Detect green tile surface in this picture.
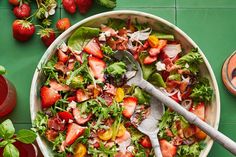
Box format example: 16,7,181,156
0,0,236,156
176,0,236,8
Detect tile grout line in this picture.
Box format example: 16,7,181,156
175,0,177,25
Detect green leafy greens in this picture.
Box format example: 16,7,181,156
96,0,116,8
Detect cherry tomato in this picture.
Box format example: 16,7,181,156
74,143,87,157
115,88,125,102
148,35,159,48
116,124,126,137
98,128,113,141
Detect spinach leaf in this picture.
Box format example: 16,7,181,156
139,52,155,80
68,27,100,52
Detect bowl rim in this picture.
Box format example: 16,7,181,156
30,10,221,157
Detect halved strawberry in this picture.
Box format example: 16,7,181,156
122,97,138,118
140,136,152,148
66,123,85,145
143,55,157,65
190,102,205,120
160,139,177,157
88,56,106,82
76,89,89,102
40,86,61,108
57,49,69,63
58,111,73,122
84,39,103,58
73,108,92,125
115,152,134,157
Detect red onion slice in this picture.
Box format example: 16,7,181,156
181,99,192,110
163,44,182,58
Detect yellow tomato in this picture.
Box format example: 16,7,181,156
98,128,113,141
148,35,159,48
115,88,125,102
116,124,126,137
74,143,87,157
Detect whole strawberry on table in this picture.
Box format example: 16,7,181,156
33,18,213,157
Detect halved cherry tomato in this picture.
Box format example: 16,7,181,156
195,127,207,140
115,88,125,102
74,143,87,157
148,35,159,48
98,128,113,141
116,124,126,137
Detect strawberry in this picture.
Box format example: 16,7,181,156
13,3,31,19
84,39,103,58
56,18,71,32
160,139,177,157
122,97,137,118
40,86,61,108
143,55,157,64
8,0,20,6
62,0,77,14
38,28,56,47
66,123,85,145
148,48,160,57
140,136,152,148
49,80,70,91
88,56,106,81
115,152,134,157
57,49,69,63
58,111,73,122
76,89,89,102
67,96,76,102
73,108,92,124
190,102,205,120
12,20,35,42
75,0,93,14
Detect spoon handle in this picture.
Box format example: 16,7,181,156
139,79,236,155
149,134,163,157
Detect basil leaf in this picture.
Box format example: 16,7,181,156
0,119,15,139
3,143,19,157
16,129,37,144
68,27,100,52
0,141,8,147
0,65,6,75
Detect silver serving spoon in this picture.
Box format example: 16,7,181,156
131,98,164,157
114,50,236,155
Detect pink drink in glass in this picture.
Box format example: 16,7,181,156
0,75,17,117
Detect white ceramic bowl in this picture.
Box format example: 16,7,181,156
30,10,220,157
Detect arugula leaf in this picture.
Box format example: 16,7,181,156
68,27,100,52
52,133,65,151
42,56,59,84
3,143,19,157
105,61,126,77
96,0,116,8
88,142,117,157
190,77,213,102
16,129,37,144
139,52,155,80
32,112,48,135
175,49,203,75
101,45,114,56
177,142,205,157
106,18,126,30
0,119,15,140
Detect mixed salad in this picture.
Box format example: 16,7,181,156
33,18,213,157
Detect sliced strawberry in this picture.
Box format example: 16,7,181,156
115,152,134,157
148,48,160,57
122,97,138,118
84,39,103,58
57,49,69,63
49,80,70,91
143,55,157,65
140,136,152,148
73,108,92,125
88,56,106,81
54,61,68,74
66,123,85,145
58,111,73,122
76,89,89,102
40,86,61,108
160,139,177,157
190,102,205,120
67,96,76,102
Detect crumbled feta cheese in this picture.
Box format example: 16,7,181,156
58,42,68,52
104,31,111,37
98,33,106,42
185,63,189,68
67,101,77,111
155,61,166,71
127,146,135,152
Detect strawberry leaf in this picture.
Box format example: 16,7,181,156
68,27,100,52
